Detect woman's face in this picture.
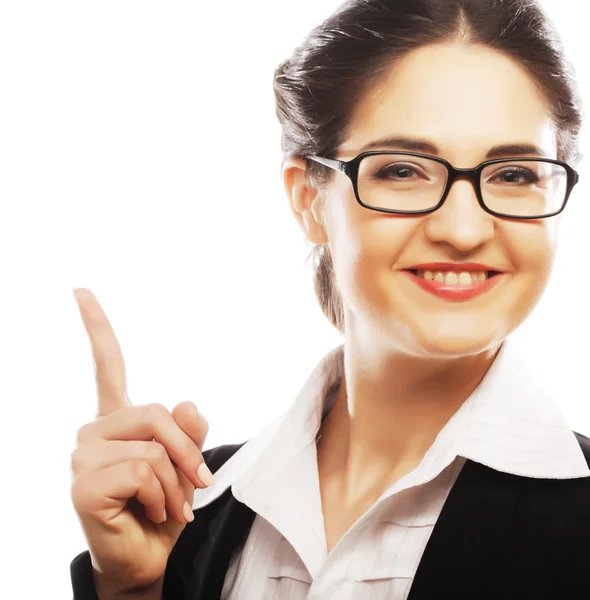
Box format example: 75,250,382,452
288,43,563,357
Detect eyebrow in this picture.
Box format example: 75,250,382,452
357,135,550,159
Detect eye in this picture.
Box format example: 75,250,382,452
488,166,539,185
373,162,425,180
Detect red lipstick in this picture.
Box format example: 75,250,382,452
406,262,502,273
401,266,504,302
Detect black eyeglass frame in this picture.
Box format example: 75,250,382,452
304,151,580,220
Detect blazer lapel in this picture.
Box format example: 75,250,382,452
197,491,257,600
407,458,525,599
173,450,526,599
169,486,257,600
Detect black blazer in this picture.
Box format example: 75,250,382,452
71,431,590,599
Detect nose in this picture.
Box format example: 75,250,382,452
423,177,495,253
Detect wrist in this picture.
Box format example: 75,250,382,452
93,570,164,600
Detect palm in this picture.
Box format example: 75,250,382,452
96,495,190,589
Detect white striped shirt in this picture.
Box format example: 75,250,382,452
192,340,590,599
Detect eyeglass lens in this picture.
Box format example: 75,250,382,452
356,154,568,217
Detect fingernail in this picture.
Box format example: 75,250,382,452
72,288,90,302
183,501,194,523
162,508,167,522
198,462,215,487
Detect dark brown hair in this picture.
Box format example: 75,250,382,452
273,0,582,334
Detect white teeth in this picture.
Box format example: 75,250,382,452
458,272,472,285
416,270,488,285
445,272,459,285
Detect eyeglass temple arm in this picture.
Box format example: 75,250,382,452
305,154,347,173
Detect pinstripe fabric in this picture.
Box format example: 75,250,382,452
190,340,590,600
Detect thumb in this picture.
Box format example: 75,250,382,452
171,401,209,452
160,402,207,540
171,401,209,507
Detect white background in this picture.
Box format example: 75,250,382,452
0,0,588,596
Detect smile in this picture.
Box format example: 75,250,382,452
413,269,493,285
402,269,503,301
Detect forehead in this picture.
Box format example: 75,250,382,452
340,43,557,163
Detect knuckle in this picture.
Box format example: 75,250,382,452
189,401,199,417
180,400,199,417
145,441,167,463
131,459,153,483
70,448,85,474
75,422,93,445
145,402,169,423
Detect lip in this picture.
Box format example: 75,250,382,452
405,262,503,273
401,270,503,302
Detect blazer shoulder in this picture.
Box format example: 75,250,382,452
573,430,590,468
202,441,248,473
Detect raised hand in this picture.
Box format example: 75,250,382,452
70,288,215,596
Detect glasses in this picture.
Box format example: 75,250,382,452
304,151,580,219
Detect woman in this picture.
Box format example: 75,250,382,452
70,0,590,598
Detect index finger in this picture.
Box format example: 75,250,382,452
73,288,130,417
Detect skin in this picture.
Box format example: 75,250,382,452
71,288,214,596
282,42,564,535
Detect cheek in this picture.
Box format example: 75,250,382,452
331,209,420,309
494,222,556,324
503,221,556,277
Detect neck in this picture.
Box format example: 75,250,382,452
317,338,501,499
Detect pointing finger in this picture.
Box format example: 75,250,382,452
73,288,130,417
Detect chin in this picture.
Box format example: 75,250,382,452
405,319,508,359
415,336,499,359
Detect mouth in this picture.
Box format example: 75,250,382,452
404,269,502,286
401,268,504,301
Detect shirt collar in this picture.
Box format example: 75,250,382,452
193,338,590,510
